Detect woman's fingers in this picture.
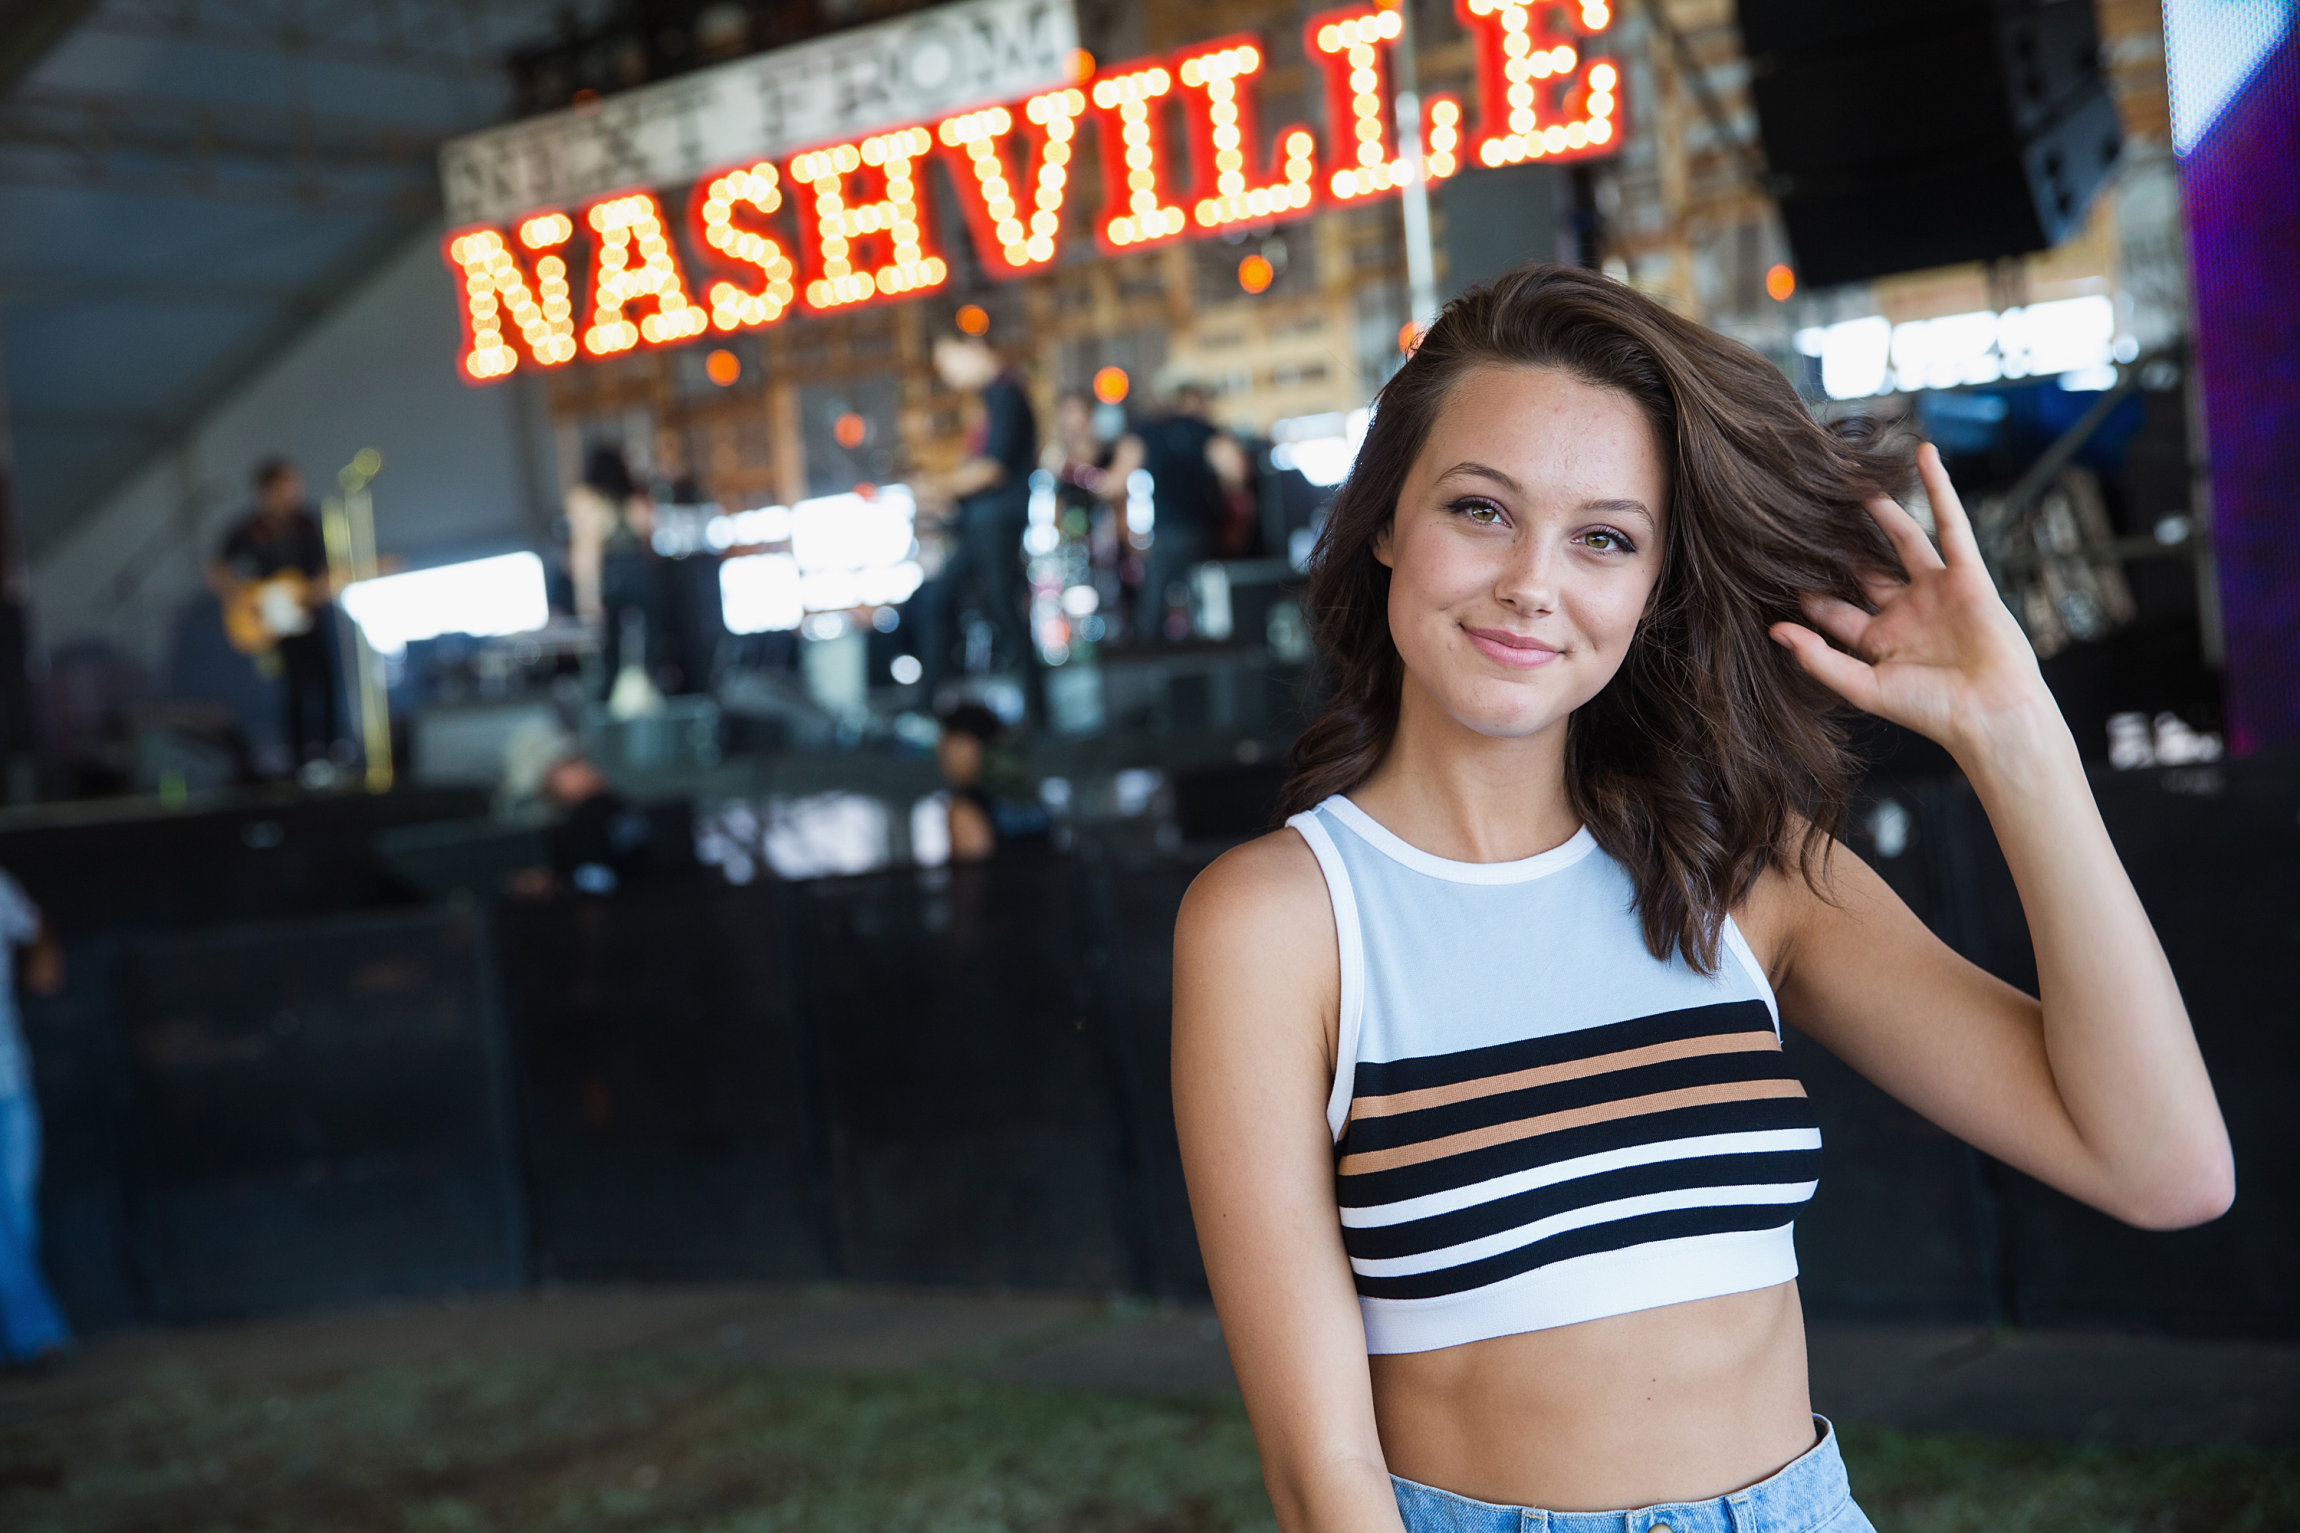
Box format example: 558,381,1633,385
1801,593,1872,652
1771,621,1881,713
1857,571,1908,611
1865,491,1946,574
1917,442,1984,567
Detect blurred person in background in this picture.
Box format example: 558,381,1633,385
0,868,67,1370
914,328,1043,720
936,702,1005,863
565,444,661,703
501,721,655,897
1048,392,1132,640
931,702,1050,861
1106,384,1233,642
207,457,341,777
1173,266,2232,1532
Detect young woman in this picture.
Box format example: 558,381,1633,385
1172,265,2231,1533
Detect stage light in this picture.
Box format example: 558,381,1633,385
340,553,551,655
834,411,868,448
1093,365,1130,403
695,161,797,332
1765,263,1796,301
1238,252,1275,292
705,348,741,385
956,303,989,334
720,552,805,633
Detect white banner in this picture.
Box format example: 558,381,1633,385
440,0,1080,227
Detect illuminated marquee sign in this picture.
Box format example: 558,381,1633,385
442,0,1623,383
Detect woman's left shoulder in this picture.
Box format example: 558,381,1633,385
1730,830,1893,982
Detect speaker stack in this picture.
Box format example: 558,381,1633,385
1739,0,2124,287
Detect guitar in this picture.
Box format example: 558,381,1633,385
221,572,320,656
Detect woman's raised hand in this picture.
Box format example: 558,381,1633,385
1770,442,2060,761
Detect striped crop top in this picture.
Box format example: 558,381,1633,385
1287,795,1822,1355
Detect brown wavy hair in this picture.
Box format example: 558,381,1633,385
1278,263,1914,973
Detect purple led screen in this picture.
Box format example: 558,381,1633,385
2178,10,2300,752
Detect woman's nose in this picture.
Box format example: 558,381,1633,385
1494,534,1558,614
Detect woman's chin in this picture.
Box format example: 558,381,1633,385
1434,681,1576,742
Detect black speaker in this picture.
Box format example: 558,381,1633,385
1740,0,2123,287
1442,162,1569,297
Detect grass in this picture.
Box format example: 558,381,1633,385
0,1350,2293,1533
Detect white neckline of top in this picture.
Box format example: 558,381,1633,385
1319,795,1599,884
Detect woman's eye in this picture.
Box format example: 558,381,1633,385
1579,528,1636,553
1457,500,1504,525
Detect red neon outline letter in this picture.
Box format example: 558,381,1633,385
1305,7,1462,202
936,88,1088,278
693,162,798,331
790,126,949,313
1174,35,1320,230
1089,60,1187,251
1456,0,1623,167
445,213,577,383
582,192,708,355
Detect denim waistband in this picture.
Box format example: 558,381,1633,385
1389,1416,1858,1533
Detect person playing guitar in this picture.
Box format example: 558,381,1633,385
206,456,342,773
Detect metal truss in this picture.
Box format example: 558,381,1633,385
0,83,444,206
73,0,571,80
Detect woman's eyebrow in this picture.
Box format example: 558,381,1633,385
1434,460,1523,493
1584,498,1656,525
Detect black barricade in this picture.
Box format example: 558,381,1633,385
21,934,140,1332
792,850,1133,1289
1075,846,1218,1297
1977,759,2300,1334
495,882,829,1283
20,754,2300,1336
113,906,524,1320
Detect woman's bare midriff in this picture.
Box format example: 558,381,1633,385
1367,1280,1818,1513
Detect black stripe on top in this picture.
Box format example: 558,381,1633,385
1340,1049,1799,1157
1352,1202,1800,1301
1336,1095,1821,1209
1340,1148,1822,1262
1350,999,1777,1100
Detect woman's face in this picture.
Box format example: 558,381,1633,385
1376,365,1667,742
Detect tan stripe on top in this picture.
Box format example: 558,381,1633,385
1337,1077,1809,1178
1349,1030,1780,1123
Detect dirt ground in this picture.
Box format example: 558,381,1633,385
0,1285,2293,1532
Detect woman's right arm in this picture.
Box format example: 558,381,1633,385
1173,832,1405,1533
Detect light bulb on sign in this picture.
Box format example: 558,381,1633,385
791,126,949,313
1302,7,1455,201
693,161,798,333
1173,36,1321,230
1457,0,1623,168
934,89,1086,275
582,192,708,356
444,218,578,380
1088,64,1187,250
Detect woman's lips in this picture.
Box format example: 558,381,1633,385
1463,625,1562,669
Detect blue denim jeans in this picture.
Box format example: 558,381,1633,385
0,1091,69,1360
1392,1417,1875,1533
